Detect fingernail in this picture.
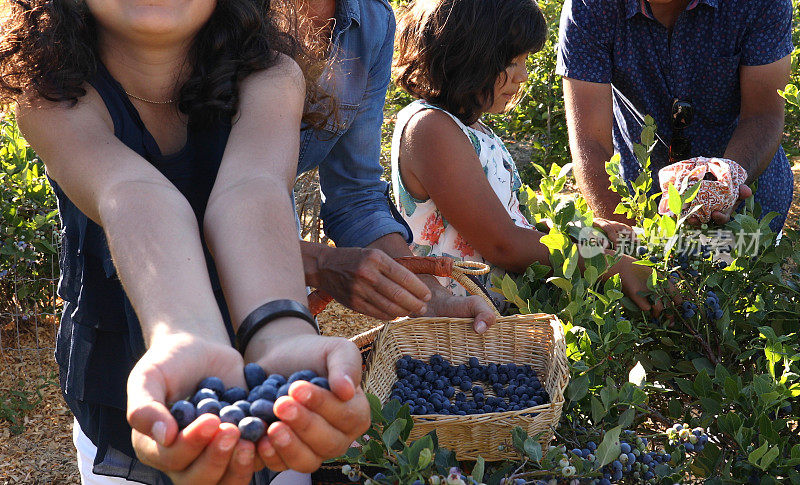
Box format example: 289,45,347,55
293,386,312,404
344,374,355,390
262,441,276,457
280,403,298,421
423,293,432,302
475,321,487,334
273,428,291,447
220,434,237,451
237,447,254,464
151,421,166,446
419,304,428,314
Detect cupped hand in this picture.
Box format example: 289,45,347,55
246,334,371,474
127,334,257,485
314,246,431,320
687,184,752,227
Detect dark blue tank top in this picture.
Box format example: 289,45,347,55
53,63,275,484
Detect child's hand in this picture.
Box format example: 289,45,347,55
127,334,257,485
246,334,371,474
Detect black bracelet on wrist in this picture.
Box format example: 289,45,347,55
236,299,319,354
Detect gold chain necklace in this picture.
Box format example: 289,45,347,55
124,91,178,105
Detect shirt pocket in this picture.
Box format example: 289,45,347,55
692,53,741,123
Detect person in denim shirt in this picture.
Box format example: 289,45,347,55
557,0,794,233
297,0,496,331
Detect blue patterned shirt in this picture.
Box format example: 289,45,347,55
556,0,794,231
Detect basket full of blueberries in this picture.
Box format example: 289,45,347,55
363,314,570,461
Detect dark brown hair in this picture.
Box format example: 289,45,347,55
0,0,332,128
394,0,547,125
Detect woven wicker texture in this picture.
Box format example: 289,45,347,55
362,314,569,461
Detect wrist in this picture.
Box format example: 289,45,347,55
301,241,327,288
144,320,230,350
242,316,319,363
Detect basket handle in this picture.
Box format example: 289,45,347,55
308,256,499,316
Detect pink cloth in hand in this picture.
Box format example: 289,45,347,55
657,157,747,223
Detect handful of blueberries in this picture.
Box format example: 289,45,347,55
169,363,330,442
391,355,549,415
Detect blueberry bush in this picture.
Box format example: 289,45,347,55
0,113,59,325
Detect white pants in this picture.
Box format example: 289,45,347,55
73,419,310,485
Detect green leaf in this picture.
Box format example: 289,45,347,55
618,408,635,429
407,435,433,468
540,232,569,251
567,374,590,402
748,441,769,468
472,456,485,482
511,426,528,453
595,426,622,468
668,184,682,216
546,276,572,293
367,394,385,425
418,448,433,469
382,418,407,447
524,438,543,463
760,445,779,470
591,396,607,423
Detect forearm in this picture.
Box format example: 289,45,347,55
724,114,784,184
99,182,230,347
204,176,308,328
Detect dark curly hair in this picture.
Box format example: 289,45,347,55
0,0,332,128
394,0,547,125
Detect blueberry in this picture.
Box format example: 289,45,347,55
170,400,196,429
197,398,222,416
244,363,268,390
276,383,291,399
198,377,225,396
222,386,248,403
620,442,631,454
587,441,597,451
310,376,330,391
637,246,647,257
250,398,277,423
219,405,246,424
288,370,316,384
460,380,472,392
684,443,695,452
612,460,622,470
192,388,218,405
233,400,251,415
267,373,287,387
238,416,266,442
468,357,480,368
571,448,582,457
627,452,636,464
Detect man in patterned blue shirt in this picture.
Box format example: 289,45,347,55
557,0,794,232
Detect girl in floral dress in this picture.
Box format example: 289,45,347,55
391,0,657,313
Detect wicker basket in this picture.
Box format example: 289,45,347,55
362,314,569,461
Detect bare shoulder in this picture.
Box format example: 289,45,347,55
239,53,305,103
403,107,468,147
15,85,113,139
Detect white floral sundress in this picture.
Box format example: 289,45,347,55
390,100,532,304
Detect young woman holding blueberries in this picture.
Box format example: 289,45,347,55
0,1,369,484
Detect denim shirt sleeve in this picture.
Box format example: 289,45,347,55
318,6,411,248
741,0,794,66
555,0,616,83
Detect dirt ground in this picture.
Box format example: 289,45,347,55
1,160,799,484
